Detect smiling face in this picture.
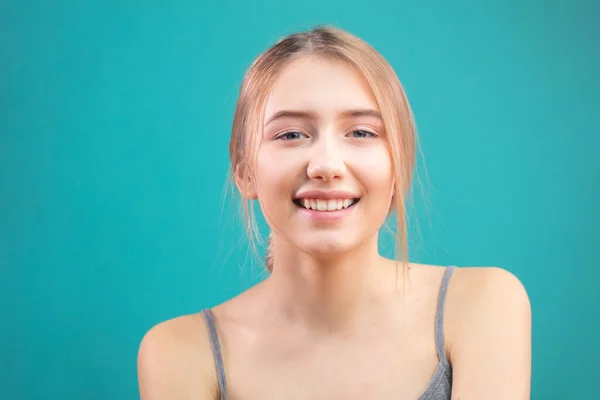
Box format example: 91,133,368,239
252,55,394,258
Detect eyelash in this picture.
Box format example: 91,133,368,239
275,130,378,140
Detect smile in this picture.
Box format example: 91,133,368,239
293,198,360,211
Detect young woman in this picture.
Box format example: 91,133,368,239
138,26,531,399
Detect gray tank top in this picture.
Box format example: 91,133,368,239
202,265,456,400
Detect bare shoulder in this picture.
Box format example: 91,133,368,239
446,266,531,327
448,266,530,307
445,266,531,349
137,313,219,400
446,267,532,399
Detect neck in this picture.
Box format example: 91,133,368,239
264,235,397,333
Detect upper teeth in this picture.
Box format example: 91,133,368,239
300,199,356,211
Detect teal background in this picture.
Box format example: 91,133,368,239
1,0,598,398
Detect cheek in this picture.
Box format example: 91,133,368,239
254,149,297,211
355,147,394,193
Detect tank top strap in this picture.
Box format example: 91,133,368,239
434,266,456,366
201,309,227,400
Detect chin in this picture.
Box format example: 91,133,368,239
296,235,363,260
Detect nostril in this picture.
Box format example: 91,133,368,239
306,162,347,181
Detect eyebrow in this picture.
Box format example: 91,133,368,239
265,108,382,126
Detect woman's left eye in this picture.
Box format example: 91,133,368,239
347,130,378,139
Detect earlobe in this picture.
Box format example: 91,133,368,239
388,183,396,214
234,165,258,200
244,187,258,200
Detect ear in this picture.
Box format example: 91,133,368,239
388,182,396,214
234,165,258,200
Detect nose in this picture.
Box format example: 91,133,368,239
306,138,347,182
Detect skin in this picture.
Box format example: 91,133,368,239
137,56,532,399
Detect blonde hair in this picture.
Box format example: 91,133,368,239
229,25,418,281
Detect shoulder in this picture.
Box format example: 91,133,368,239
446,267,532,398
448,266,530,310
446,266,531,326
446,266,531,349
409,264,530,327
137,312,219,400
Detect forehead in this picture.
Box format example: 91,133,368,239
264,56,379,120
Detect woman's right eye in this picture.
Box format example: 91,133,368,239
276,131,306,140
